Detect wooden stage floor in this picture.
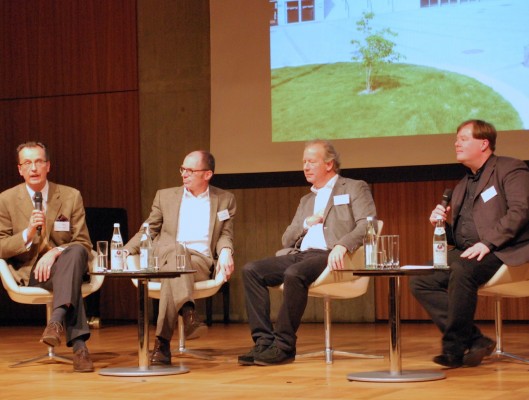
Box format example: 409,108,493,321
1,322,528,399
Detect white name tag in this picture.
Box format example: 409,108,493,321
54,221,70,232
481,186,498,203
333,194,350,205
217,209,230,222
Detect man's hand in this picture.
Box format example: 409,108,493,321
461,242,490,261
27,209,46,242
328,245,347,270
34,248,62,282
306,210,324,228
217,248,234,281
429,204,451,226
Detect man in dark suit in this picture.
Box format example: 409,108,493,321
238,140,377,366
410,119,529,368
124,150,236,365
0,141,94,372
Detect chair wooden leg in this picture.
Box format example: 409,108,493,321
173,315,214,360
10,303,72,368
489,297,529,363
296,297,383,364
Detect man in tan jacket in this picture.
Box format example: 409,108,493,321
124,150,236,366
0,141,94,372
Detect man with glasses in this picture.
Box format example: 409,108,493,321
124,150,236,366
239,140,376,366
0,141,95,372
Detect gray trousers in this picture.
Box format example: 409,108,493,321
29,244,90,347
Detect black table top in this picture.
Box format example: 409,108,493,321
343,266,437,277
90,268,196,279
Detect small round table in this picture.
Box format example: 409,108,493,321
346,267,446,383
91,268,196,377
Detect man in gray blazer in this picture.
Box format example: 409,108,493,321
124,150,236,365
239,140,376,366
410,119,529,368
0,141,94,372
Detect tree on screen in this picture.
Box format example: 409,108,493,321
351,12,403,94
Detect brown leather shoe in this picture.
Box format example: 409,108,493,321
182,308,208,340
73,348,94,372
40,321,63,347
151,338,171,365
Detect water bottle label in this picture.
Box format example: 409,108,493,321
433,242,447,267
110,249,123,270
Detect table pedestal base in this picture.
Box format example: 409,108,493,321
99,365,189,377
347,370,445,383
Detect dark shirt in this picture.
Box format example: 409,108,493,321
454,157,494,251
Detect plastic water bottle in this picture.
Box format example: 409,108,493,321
363,216,377,269
139,222,153,270
110,223,124,271
433,215,448,269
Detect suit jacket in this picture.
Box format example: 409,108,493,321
0,182,93,285
124,185,236,267
450,155,529,266
281,176,376,253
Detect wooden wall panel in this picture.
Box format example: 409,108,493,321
0,0,138,99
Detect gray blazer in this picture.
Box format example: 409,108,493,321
451,155,529,266
281,176,376,254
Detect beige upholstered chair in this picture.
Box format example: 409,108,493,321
128,255,225,360
0,252,103,367
478,262,529,363
279,220,384,364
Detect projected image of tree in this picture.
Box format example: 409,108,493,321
351,12,402,94
270,1,528,142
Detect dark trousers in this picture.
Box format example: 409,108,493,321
29,244,90,346
409,248,502,356
242,249,329,353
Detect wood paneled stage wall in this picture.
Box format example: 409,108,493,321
1,0,528,325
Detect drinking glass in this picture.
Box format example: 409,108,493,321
176,241,187,272
96,241,108,271
379,235,400,269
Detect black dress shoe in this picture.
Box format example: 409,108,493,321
238,344,269,366
433,353,463,368
182,308,208,340
254,344,295,366
151,338,171,365
463,336,496,367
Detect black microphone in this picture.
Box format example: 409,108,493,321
441,188,453,208
34,191,43,233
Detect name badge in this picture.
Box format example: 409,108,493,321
333,194,350,205
481,186,497,203
217,209,230,222
54,221,70,232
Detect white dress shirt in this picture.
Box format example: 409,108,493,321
300,175,338,251
176,187,211,257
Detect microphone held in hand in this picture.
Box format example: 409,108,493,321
34,191,43,233
441,188,453,208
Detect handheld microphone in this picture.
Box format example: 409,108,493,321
441,188,453,208
34,191,43,233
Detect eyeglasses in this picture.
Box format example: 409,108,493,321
179,166,208,175
18,159,48,169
